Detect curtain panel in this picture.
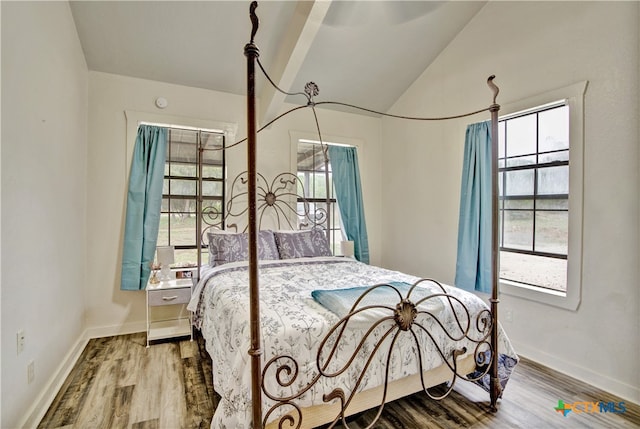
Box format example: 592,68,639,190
454,121,492,294
121,125,168,290
328,145,370,264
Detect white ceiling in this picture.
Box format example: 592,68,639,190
69,1,485,119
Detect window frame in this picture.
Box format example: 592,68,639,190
161,127,226,264
498,81,587,311
289,131,363,255
498,101,569,291
296,139,341,253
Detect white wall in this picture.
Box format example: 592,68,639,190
85,71,382,335
1,2,88,427
381,1,639,403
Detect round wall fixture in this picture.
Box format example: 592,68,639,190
155,97,168,109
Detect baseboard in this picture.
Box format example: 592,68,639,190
17,332,89,429
513,340,640,406
17,322,147,428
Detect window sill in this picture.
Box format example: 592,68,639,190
500,279,580,311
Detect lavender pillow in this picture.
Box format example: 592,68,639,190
274,229,332,259
207,230,279,267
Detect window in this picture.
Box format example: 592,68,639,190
499,101,569,292
157,127,225,265
296,139,343,254
498,82,587,310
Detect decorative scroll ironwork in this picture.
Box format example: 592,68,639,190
261,279,493,428
304,82,319,102
224,171,327,233
199,202,224,248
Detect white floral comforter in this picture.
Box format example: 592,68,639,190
188,257,518,429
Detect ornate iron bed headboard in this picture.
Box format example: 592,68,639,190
224,171,328,233
197,170,330,271
196,90,333,270
233,2,503,427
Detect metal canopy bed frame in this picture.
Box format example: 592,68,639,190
198,2,505,428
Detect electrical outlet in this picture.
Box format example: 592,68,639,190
27,360,35,384
17,330,25,355
504,310,513,323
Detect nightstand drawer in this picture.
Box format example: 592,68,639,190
147,287,191,306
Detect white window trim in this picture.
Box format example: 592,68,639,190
499,81,588,311
124,110,237,182
288,130,363,174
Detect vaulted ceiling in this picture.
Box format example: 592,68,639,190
69,1,485,121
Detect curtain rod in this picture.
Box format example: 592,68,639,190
298,138,353,148
138,121,225,134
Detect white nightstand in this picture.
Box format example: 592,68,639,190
146,278,193,347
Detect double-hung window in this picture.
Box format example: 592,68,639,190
296,139,344,254
157,127,225,264
498,82,587,310
499,101,569,291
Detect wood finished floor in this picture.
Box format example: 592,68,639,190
38,331,640,429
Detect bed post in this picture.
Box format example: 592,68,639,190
323,149,332,247
245,2,263,427
488,76,502,411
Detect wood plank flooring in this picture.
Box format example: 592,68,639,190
38,331,640,428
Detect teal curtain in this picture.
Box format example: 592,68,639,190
121,125,168,290
328,145,370,264
454,121,492,294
